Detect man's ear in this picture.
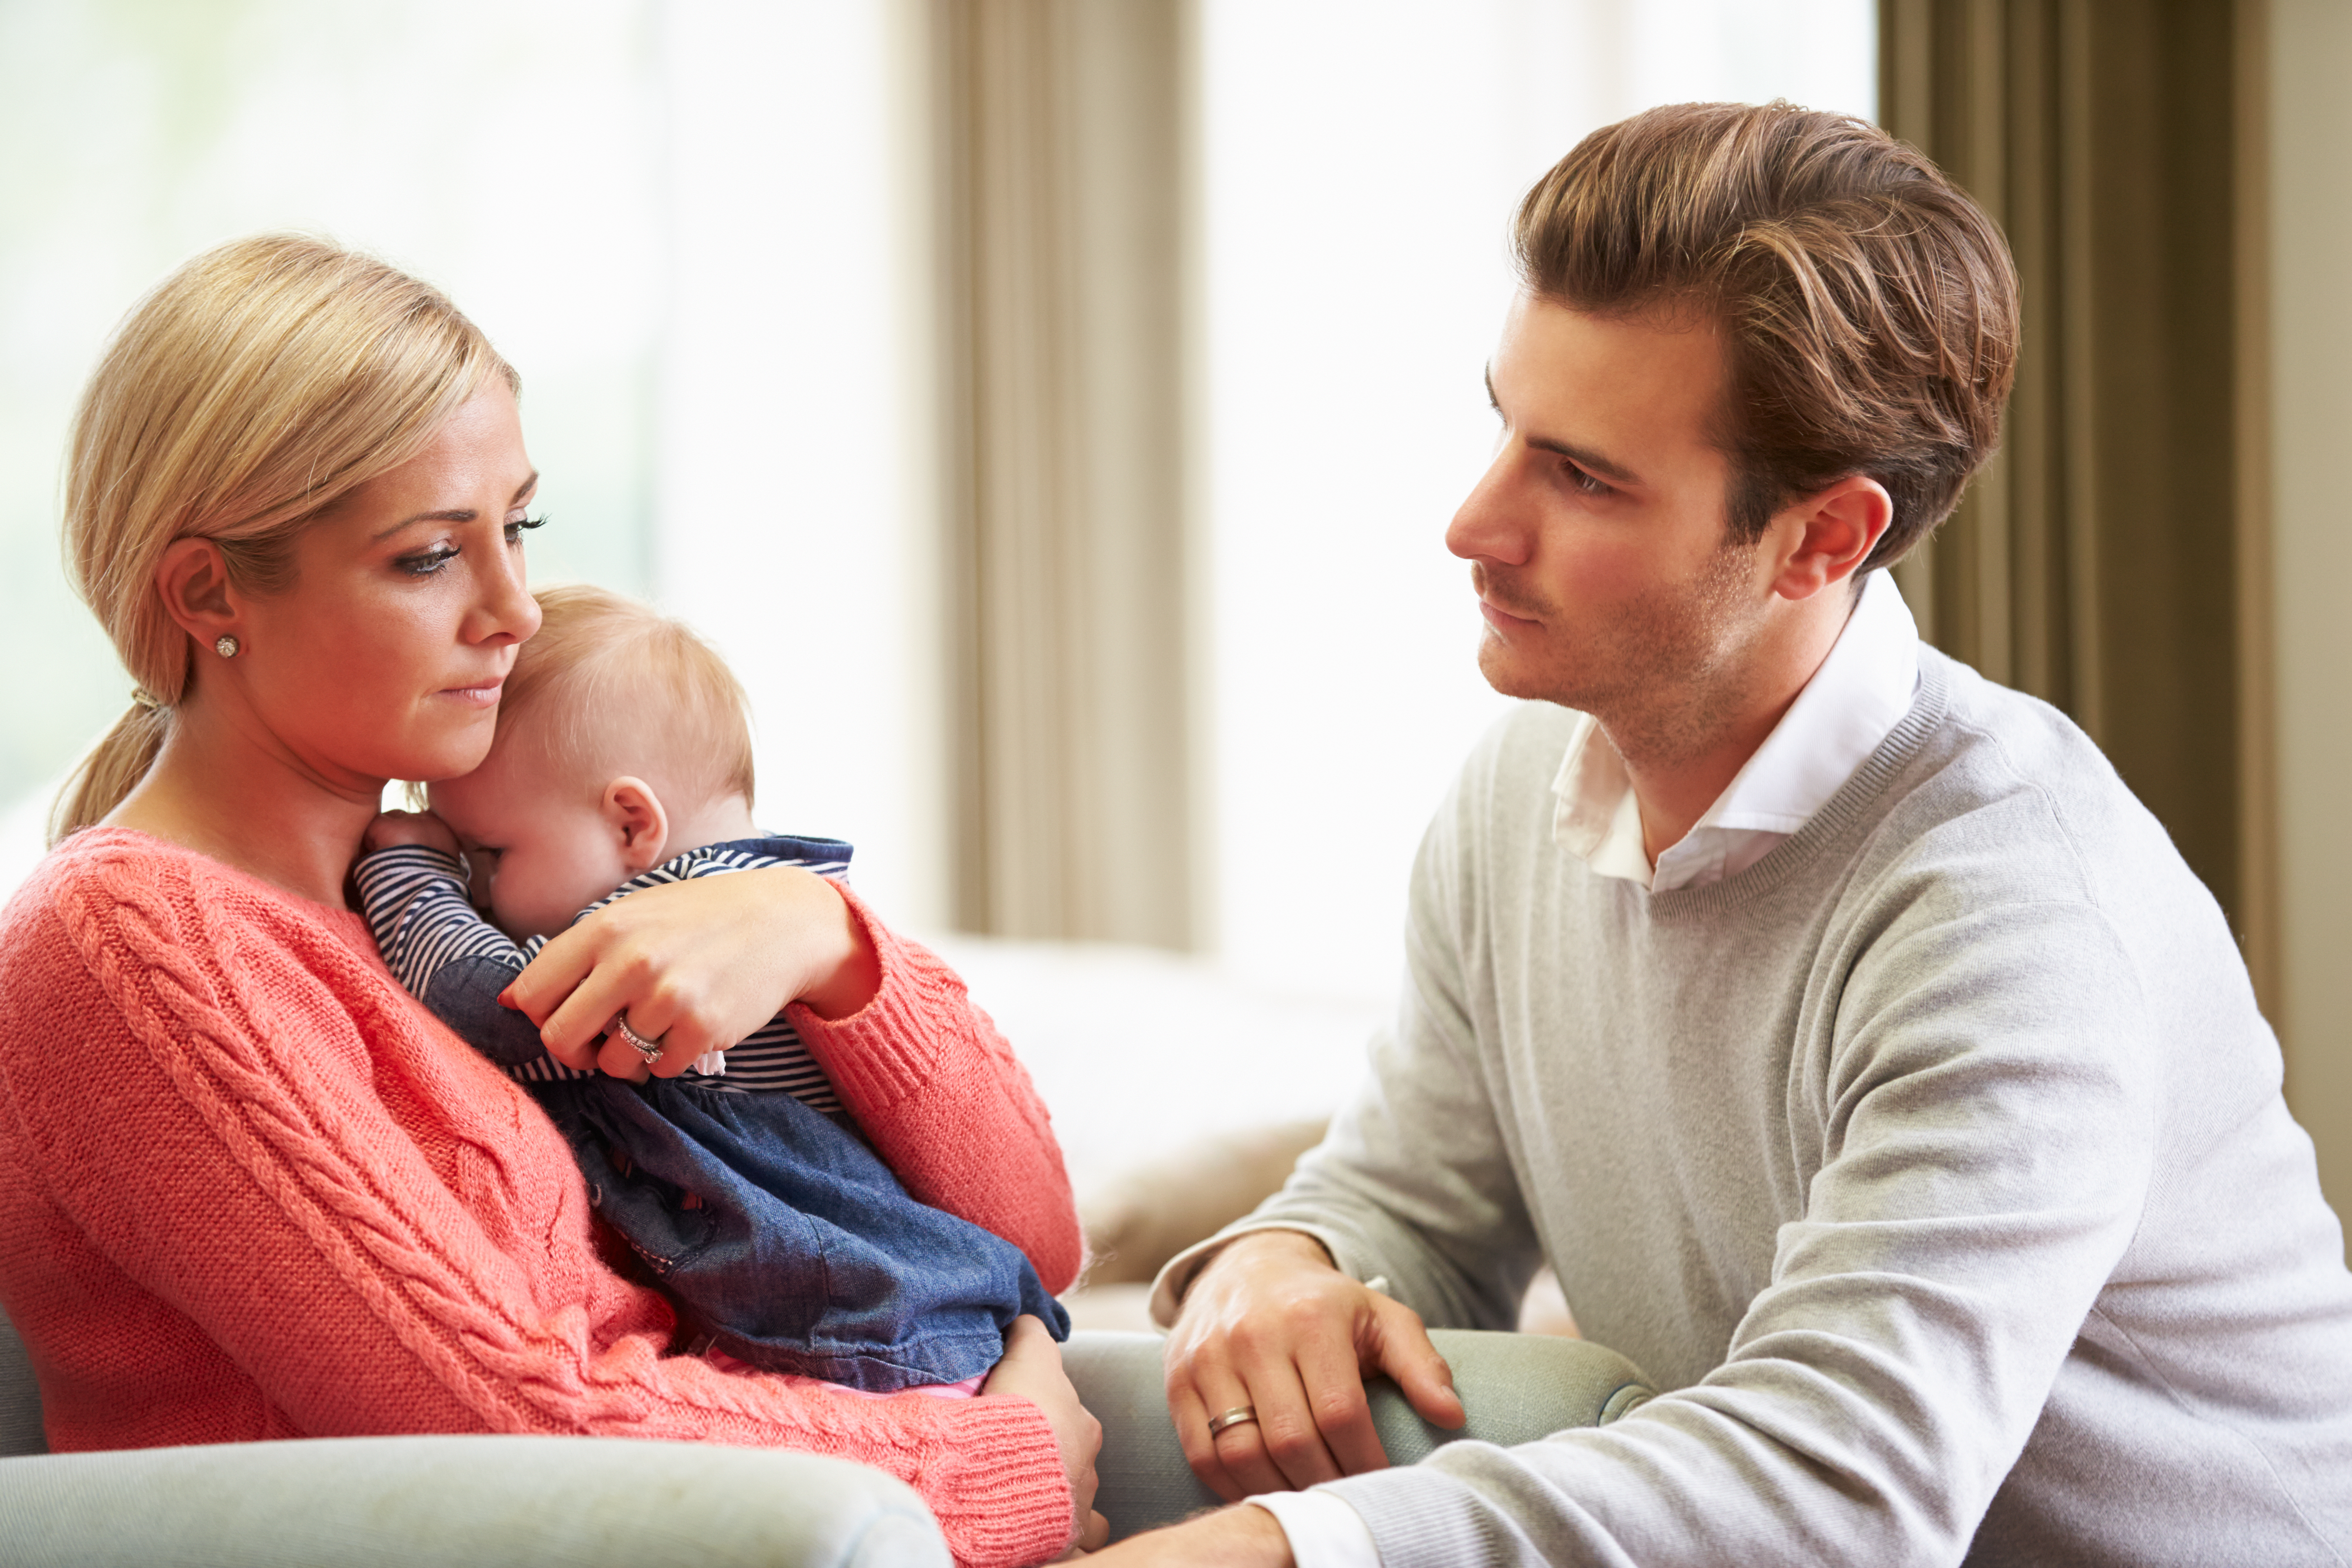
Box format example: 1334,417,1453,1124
602,777,671,873
1769,475,1892,602
154,538,245,650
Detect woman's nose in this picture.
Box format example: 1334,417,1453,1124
471,535,541,647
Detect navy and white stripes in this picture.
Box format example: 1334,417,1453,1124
354,833,854,1114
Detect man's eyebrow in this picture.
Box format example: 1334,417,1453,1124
370,472,539,542
1484,367,1642,487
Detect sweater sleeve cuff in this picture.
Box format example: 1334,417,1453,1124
923,1394,1076,1567
785,881,966,1110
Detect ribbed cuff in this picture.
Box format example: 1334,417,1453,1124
1320,1465,1484,1568
787,882,970,1111
923,1393,1076,1568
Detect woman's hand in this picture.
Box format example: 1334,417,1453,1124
502,866,881,1081
983,1315,1110,1556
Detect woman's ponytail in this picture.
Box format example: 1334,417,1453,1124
47,235,514,848
49,701,170,846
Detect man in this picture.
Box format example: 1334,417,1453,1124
1093,103,2352,1566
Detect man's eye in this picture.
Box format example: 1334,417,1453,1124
1564,462,1612,498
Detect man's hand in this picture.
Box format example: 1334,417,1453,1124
981,1315,1111,1556
1162,1230,1464,1499
363,808,460,857
1084,1503,1294,1566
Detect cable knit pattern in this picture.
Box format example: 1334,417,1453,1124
790,905,1084,1295
0,829,1080,1568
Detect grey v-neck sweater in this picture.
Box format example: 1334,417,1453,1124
1224,648,2352,1567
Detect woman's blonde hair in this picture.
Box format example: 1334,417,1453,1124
52,234,516,845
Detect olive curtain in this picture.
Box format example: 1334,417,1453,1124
1877,0,2275,1001
926,0,1195,946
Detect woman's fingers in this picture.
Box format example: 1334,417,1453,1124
982,1314,1105,1539
504,869,865,1080
1077,1510,1111,1553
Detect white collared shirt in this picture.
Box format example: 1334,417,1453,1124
1551,568,1920,893
1249,572,1921,1568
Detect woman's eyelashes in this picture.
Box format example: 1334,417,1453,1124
395,515,546,577
397,543,460,577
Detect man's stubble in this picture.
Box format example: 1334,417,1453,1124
1473,534,1768,772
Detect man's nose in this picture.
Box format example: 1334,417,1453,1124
1446,451,1533,567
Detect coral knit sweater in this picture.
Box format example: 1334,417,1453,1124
0,829,1085,1568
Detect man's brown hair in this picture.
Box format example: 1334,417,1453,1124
1513,101,2018,568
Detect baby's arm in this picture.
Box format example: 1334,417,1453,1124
354,813,550,1069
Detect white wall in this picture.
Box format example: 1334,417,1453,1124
1195,0,1877,1001
652,0,945,927
0,0,664,877
2267,0,2352,1227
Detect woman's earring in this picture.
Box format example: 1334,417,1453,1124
214,636,240,658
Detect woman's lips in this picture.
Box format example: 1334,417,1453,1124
439,679,505,708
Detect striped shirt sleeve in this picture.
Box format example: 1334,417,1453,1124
352,844,551,1070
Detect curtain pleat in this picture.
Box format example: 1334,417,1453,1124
929,0,1194,946
1879,0,2272,994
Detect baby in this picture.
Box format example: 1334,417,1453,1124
354,583,1067,1392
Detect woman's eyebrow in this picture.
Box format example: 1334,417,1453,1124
371,472,540,541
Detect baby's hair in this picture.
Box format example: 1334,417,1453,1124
499,583,756,808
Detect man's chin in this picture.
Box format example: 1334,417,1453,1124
1476,641,1605,713
1475,641,1556,703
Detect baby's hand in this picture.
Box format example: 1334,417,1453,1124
365,809,461,858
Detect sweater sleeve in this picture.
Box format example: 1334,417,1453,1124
0,845,1074,1568
787,886,1085,1295
1314,887,2158,1568
1152,768,1546,1331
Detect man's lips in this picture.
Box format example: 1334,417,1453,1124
1478,598,1543,631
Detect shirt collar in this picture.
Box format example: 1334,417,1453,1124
1550,570,1921,882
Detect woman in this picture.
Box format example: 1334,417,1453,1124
0,235,1104,1566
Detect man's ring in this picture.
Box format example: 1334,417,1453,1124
614,1012,664,1066
1208,1405,1258,1437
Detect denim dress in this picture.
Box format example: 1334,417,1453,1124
354,835,1068,1392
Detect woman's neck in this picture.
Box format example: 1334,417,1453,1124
105,696,383,909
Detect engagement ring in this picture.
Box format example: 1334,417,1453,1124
613,1012,665,1067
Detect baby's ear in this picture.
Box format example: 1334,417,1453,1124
602,777,670,873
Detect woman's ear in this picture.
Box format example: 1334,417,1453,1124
602,777,670,873
153,538,244,649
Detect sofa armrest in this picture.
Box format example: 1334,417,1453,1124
0,1309,40,1457
0,1433,947,1568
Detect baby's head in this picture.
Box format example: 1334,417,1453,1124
430,583,756,939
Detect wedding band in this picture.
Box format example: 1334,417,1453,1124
1207,1405,1258,1437
613,1012,665,1066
